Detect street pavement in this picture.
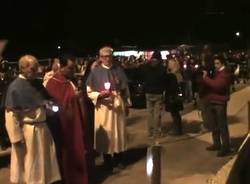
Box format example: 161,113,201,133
98,84,250,184
0,83,250,184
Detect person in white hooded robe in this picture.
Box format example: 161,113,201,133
5,55,61,184
86,46,131,170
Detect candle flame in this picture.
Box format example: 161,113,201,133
104,82,111,90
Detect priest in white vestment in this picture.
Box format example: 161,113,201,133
86,47,131,169
5,55,61,184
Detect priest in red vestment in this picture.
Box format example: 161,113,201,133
45,54,89,184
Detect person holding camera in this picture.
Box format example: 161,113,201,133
202,55,231,157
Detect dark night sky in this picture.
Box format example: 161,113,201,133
1,0,250,57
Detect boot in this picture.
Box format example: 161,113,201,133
103,154,113,171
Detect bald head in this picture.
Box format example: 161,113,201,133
19,55,39,79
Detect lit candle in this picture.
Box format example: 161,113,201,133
104,82,111,90
52,105,59,112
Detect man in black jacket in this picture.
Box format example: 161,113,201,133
141,51,166,138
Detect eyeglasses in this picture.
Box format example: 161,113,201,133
214,62,221,65
100,55,111,58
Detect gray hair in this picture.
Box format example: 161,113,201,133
19,55,38,73
99,46,113,56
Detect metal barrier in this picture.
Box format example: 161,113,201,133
147,142,161,184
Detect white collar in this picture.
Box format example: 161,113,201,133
102,64,112,69
18,74,27,80
219,66,225,71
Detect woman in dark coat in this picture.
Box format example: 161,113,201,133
165,59,184,135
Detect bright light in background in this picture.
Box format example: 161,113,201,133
113,52,121,56
137,51,144,59
160,50,170,60
194,64,199,69
235,32,240,37
113,50,138,57
113,51,153,60
113,50,174,60
57,45,61,50
125,51,138,57
114,50,170,60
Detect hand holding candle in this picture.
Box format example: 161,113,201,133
99,82,111,99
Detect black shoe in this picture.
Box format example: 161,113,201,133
206,145,221,151
103,154,114,171
103,162,113,172
112,161,125,173
115,163,126,170
217,149,231,157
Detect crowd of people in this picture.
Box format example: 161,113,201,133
0,45,249,183
118,48,250,104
